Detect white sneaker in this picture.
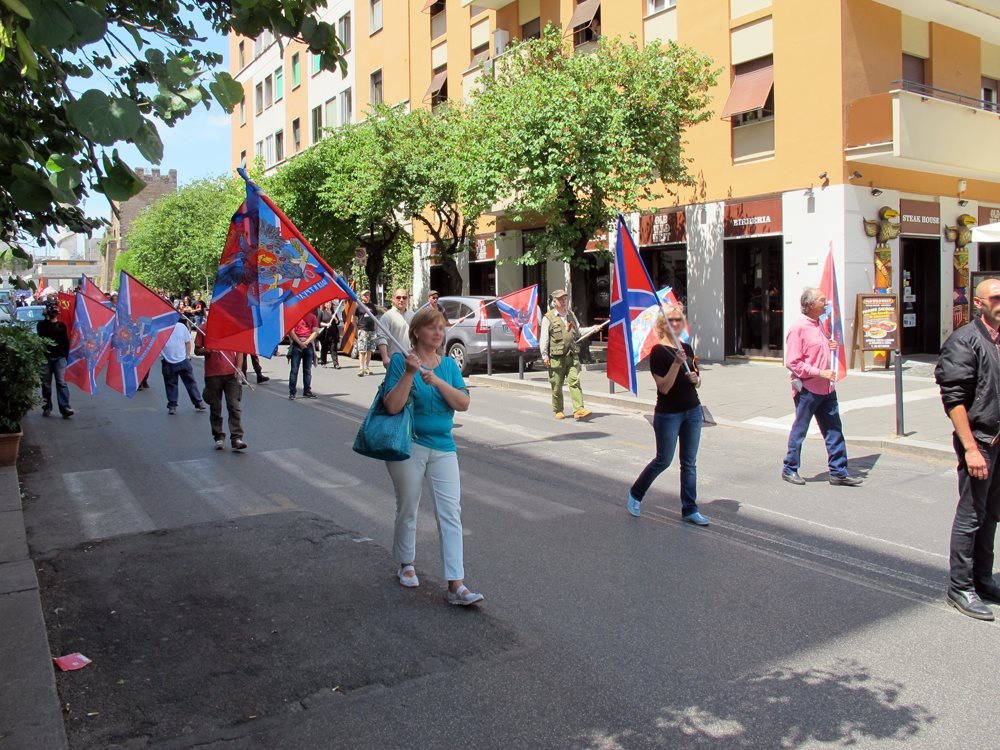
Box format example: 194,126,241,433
214,439,224,450
446,585,484,606
397,565,419,588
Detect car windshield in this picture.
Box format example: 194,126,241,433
15,307,46,322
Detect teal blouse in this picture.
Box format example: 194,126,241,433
384,353,468,452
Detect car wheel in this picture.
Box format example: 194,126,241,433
448,341,469,376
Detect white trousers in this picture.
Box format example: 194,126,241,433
385,443,465,581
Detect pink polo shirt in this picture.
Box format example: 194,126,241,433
785,316,834,395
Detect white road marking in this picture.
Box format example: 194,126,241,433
166,459,283,517
464,478,584,520
743,387,942,430
62,469,156,540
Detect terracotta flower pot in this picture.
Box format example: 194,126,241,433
0,430,23,467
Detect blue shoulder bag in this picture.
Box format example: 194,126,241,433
353,380,414,461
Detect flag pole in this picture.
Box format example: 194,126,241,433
447,298,501,329
575,318,610,344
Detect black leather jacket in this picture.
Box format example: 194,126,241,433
935,318,1000,444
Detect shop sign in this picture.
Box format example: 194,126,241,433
469,235,496,263
724,197,782,238
639,210,686,246
898,199,940,236
585,228,610,253
980,206,1000,227
428,243,440,267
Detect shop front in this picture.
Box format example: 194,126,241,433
723,196,783,358
639,208,687,305
979,205,1000,273
468,234,497,296
898,199,941,355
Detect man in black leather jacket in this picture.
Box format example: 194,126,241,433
935,277,1000,621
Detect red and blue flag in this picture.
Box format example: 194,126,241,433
105,271,180,397
819,243,848,384
632,286,689,364
80,274,112,307
65,292,115,395
205,168,350,357
494,285,540,351
608,215,659,393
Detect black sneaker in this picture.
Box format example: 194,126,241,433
288,394,296,400
195,402,207,411
42,408,51,417
231,438,248,451
168,406,177,415
61,409,74,419
257,376,270,384
303,392,318,399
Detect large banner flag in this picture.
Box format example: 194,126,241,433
80,274,113,308
608,214,659,393
494,285,540,351
57,291,75,329
206,168,350,357
105,271,180,397
631,286,689,364
819,243,848,384
65,292,115,394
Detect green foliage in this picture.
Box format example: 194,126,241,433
0,0,348,263
112,247,138,289
0,325,47,432
464,25,717,266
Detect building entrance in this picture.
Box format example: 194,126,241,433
900,238,941,355
724,238,783,357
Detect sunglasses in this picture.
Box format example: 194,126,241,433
667,317,684,322
394,295,408,300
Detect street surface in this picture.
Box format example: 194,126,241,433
19,356,1000,749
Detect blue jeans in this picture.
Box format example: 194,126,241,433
161,359,202,408
41,357,71,414
288,344,313,395
630,406,703,515
783,388,848,477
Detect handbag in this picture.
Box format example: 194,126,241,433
353,381,414,461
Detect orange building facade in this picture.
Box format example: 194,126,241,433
232,0,1000,360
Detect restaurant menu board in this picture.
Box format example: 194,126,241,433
856,294,899,352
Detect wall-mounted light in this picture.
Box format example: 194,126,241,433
958,199,969,207
958,179,968,194
818,171,828,181
848,171,863,180
871,188,883,197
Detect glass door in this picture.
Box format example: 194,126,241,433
724,238,783,357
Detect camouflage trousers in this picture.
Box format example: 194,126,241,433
547,353,584,414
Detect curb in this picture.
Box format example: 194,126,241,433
0,460,68,750
467,374,955,461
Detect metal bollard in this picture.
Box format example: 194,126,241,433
894,348,904,436
486,327,493,376
518,352,525,380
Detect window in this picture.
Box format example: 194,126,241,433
275,130,284,163
340,88,353,124
521,18,541,40
311,105,323,143
647,0,675,13
571,0,601,48
429,0,446,40
239,96,246,125
428,67,447,109
254,82,263,115
338,13,352,52
370,69,383,106
984,76,998,112
239,149,246,167
238,41,245,68
325,97,337,130
292,53,301,88
264,134,274,166
255,140,263,159
264,74,273,108
428,0,445,13
275,67,283,100
312,53,323,75
720,55,774,126
472,42,489,64
292,118,301,151
471,18,490,63
902,53,926,87
370,0,382,34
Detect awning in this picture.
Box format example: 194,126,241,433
568,0,600,29
426,71,448,98
973,222,1000,243
719,65,774,119
421,0,438,11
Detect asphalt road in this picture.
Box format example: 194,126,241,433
20,356,1000,749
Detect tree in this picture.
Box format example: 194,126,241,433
463,25,717,314
0,0,348,283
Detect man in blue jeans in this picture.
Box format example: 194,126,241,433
288,309,319,400
36,302,74,418
781,288,862,487
160,320,206,416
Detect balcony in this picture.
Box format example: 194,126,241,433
460,0,514,8
845,83,1000,182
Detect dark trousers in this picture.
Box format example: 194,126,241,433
203,375,243,441
320,331,339,365
289,344,313,395
782,388,848,477
41,356,71,414
241,355,264,379
162,359,202,408
950,436,1000,591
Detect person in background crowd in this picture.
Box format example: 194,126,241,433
288,308,319,400
191,292,207,329
317,301,341,368
195,319,246,451
781,287,862,487
427,290,441,311
242,354,270,384
382,307,483,606
377,287,414,367
935,277,1000,621
160,318,206,416
540,289,591,421
355,289,377,376
36,301,73,419
626,305,708,525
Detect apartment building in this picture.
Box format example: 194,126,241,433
232,0,1000,361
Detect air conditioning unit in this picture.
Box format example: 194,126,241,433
493,29,510,54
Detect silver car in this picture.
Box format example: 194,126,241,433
435,295,539,376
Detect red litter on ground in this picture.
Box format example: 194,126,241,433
53,653,91,671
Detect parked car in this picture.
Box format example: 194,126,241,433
0,290,14,324
435,295,539,376
12,305,47,329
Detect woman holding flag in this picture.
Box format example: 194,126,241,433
626,305,709,526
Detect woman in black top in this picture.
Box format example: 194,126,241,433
626,304,708,525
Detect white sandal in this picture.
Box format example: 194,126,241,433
397,564,419,588
446,584,484,606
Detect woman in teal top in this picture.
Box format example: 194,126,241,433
382,307,484,606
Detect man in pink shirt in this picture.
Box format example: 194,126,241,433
781,288,862,487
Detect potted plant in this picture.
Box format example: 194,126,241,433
0,325,47,466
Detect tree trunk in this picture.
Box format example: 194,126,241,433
440,252,463,295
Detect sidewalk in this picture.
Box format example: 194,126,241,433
469,355,955,459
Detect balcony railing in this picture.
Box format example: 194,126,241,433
891,79,998,113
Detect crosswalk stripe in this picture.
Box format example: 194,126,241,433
62,468,156,540
165,458,285,517
463,476,584,520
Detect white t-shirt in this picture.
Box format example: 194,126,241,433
161,322,191,364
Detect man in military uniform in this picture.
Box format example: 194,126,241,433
540,289,591,420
